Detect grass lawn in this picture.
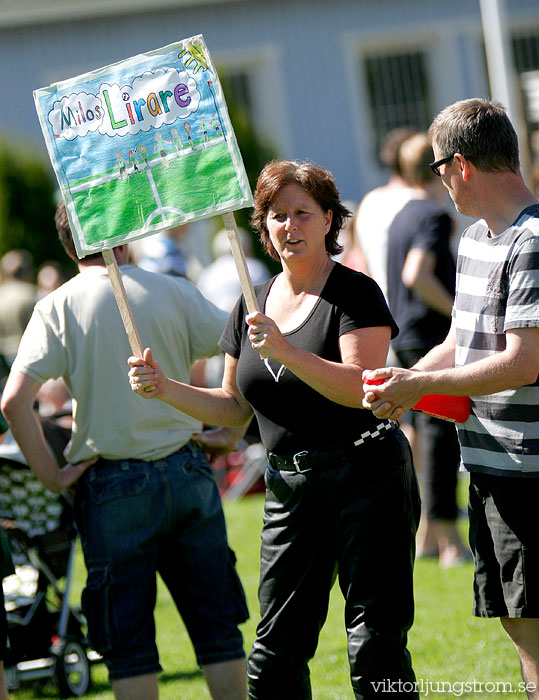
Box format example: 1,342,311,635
11,475,526,699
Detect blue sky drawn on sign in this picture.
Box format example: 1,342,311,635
36,43,227,185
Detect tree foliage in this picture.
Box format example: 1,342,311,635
0,136,73,275
223,97,280,274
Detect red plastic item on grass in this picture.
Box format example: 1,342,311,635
364,377,470,423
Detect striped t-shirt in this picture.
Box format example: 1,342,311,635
454,204,539,477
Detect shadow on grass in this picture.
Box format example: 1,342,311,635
16,667,204,697
10,679,111,698
159,669,204,683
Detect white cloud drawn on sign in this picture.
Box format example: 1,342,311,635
47,69,200,141
98,69,200,137
48,92,104,141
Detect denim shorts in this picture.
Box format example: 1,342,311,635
469,472,539,618
73,442,249,681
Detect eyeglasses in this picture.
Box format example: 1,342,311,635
429,153,471,176
429,154,456,176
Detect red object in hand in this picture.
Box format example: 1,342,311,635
411,394,470,423
364,376,470,423
364,378,386,386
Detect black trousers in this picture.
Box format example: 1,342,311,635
397,348,461,521
248,429,421,700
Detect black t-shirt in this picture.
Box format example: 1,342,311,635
387,198,455,352
219,262,398,454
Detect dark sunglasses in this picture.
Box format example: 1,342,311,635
430,153,471,176
429,154,456,176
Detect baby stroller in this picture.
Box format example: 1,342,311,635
0,429,98,697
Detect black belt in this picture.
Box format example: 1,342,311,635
266,420,399,474
93,442,193,469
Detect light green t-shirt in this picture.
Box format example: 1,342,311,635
12,265,228,463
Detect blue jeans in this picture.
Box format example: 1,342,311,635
74,442,248,681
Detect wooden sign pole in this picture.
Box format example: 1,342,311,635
102,249,144,357
221,211,260,314
102,209,256,360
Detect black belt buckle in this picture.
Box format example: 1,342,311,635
292,450,311,473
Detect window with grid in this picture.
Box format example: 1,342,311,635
363,50,432,161
513,31,539,153
218,69,252,118
512,32,539,73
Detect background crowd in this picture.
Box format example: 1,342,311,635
0,97,537,700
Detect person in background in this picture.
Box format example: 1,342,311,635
386,132,470,567
36,260,68,299
129,159,421,700
354,127,418,300
1,201,249,700
332,201,367,273
0,250,36,367
197,227,270,315
197,226,270,398
355,129,420,447
135,225,188,278
363,99,539,699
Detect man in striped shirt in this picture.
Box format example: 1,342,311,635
362,98,539,698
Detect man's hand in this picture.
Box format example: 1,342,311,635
1,370,98,494
55,456,98,493
362,367,426,420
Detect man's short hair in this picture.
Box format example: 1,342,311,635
399,133,435,187
428,98,519,173
55,201,101,262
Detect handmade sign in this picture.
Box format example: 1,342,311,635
34,34,253,258
34,36,259,355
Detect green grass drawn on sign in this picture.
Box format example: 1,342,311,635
71,142,243,246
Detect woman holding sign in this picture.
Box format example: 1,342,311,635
129,160,420,700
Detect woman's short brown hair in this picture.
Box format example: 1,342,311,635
251,160,351,261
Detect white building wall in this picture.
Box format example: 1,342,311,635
1,0,539,202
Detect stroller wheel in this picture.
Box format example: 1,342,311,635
54,637,91,697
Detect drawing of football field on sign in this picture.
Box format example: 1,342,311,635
34,35,253,258
70,142,243,247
